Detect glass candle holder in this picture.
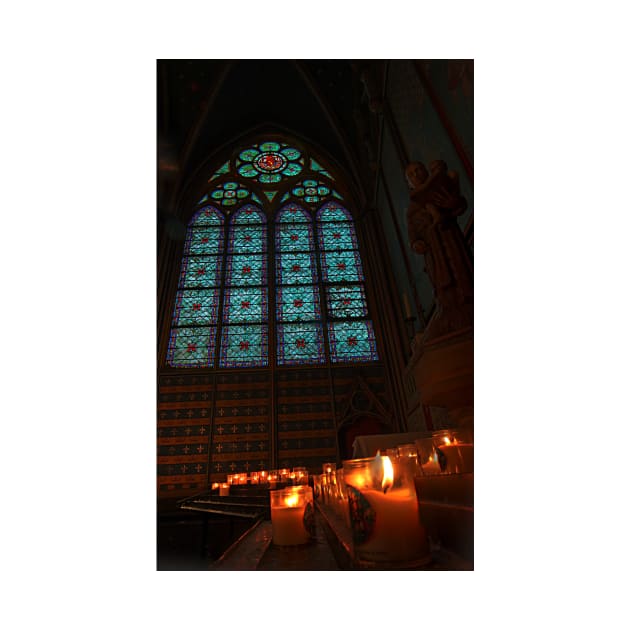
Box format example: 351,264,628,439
219,483,230,497
432,430,474,474
293,467,308,485
268,471,279,489
414,438,442,476
270,485,315,546
343,455,430,567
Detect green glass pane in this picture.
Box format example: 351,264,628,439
259,173,282,184
276,204,310,223
239,149,259,162
282,163,302,177
325,285,368,320
310,159,325,172
276,284,321,322
167,326,216,367
320,250,363,283
318,204,351,222
327,320,378,363
173,288,220,326
332,190,344,200
277,322,325,366
224,182,238,190
276,251,317,285
222,199,236,206
179,256,222,288
293,187,305,197
229,225,266,254
233,206,265,224
211,190,224,199
304,180,318,187
318,220,358,251
276,223,313,252
280,192,290,203
226,253,266,286
223,286,267,323
186,228,222,255
237,189,249,198
317,186,330,196
281,147,301,160
219,324,268,368
198,193,209,204
193,208,223,226
264,190,277,202
239,164,258,178
305,196,319,203
259,142,280,152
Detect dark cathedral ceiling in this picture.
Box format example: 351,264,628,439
158,59,375,218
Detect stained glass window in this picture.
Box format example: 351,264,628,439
167,206,224,367
317,201,379,362
236,141,304,184
167,142,379,369
220,204,268,367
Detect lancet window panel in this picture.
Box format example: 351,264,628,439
327,320,378,363
276,322,326,366
276,284,321,322
167,326,217,367
325,285,368,320
276,251,318,286
223,286,268,324
172,288,220,327
219,324,269,368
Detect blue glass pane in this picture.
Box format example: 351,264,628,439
185,228,223,255
172,288,220,326
277,323,325,366
276,251,318,285
317,220,357,251
281,147,301,160
223,286,268,323
317,203,352,222
327,320,378,363
276,284,321,322
228,225,267,254
325,285,368,319
179,256,222,288
276,203,310,223
233,205,265,224
276,223,313,253
320,250,364,283
226,254,266,286
192,207,224,226
167,326,216,367
219,324,268,367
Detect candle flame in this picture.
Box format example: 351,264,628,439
443,437,451,445
285,492,299,508
382,456,394,493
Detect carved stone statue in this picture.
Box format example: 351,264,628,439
406,160,473,341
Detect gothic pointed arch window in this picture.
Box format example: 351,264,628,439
167,139,379,368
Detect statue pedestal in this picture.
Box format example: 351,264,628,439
408,326,473,430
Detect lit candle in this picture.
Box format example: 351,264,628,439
270,486,314,546
219,483,230,497
344,455,429,565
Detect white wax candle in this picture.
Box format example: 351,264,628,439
271,505,309,546
437,443,474,473
346,483,428,564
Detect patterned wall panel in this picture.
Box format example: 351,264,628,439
209,371,272,481
157,373,214,495
276,368,336,470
